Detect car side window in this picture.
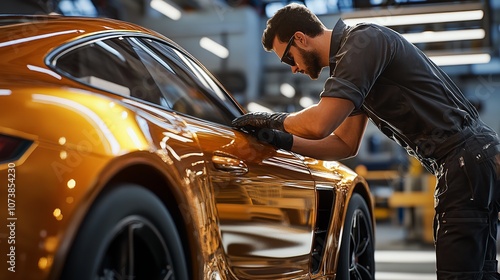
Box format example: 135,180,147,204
54,37,163,104
142,39,242,118
128,38,232,124
54,35,236,125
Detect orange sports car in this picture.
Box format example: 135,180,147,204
0,14,375,280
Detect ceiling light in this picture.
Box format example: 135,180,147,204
280,83,295,98
299,97,314,108
199,37,229,59
343,10,483,27
429,53,491,66
150,0,182,21
402,29,485,44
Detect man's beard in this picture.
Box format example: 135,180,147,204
299,47,322,80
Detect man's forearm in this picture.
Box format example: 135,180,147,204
291,134,357,161
283,97,356,139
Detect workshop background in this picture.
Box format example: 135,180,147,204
3,0,499,279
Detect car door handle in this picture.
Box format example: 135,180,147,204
212,154,248,175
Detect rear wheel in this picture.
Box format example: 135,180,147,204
61,184,188,280
337,193,375,279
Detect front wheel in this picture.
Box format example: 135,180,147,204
337,193,375,279
61,184,189,280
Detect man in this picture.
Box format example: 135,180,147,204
232,3,500,280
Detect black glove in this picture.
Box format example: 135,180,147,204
255,128,293,151
232,112,289,131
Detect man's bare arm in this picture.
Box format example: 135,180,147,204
284,97,356,139
291,113,368,161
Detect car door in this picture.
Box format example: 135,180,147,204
189,119,316,278
137,38,318,278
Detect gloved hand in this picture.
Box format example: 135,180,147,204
254,128,293,151
232,112,289,131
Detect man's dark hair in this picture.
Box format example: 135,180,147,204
262,3,325,51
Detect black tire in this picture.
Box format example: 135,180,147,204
61,184,189,280
337,193,375,280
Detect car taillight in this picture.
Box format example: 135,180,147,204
0,134,32,163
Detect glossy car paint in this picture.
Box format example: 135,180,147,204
0,15,373,279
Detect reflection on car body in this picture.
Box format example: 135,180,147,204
0,15,375,280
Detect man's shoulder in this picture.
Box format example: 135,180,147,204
346,21,393,34
344,21,402,44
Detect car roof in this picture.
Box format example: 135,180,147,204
0,14,180,55
0,14,165,43
0,15,184,86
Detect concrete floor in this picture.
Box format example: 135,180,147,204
375,221,436,279
375,220,500,279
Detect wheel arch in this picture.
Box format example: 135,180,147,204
333,178,376,279
351,179,376,234
318,176,375,278
104,163,194,275
49,155,202,280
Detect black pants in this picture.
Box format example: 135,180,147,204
434,135,500,280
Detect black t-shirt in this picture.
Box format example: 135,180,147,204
321,19,496,161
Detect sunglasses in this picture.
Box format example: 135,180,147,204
280,36,295,66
